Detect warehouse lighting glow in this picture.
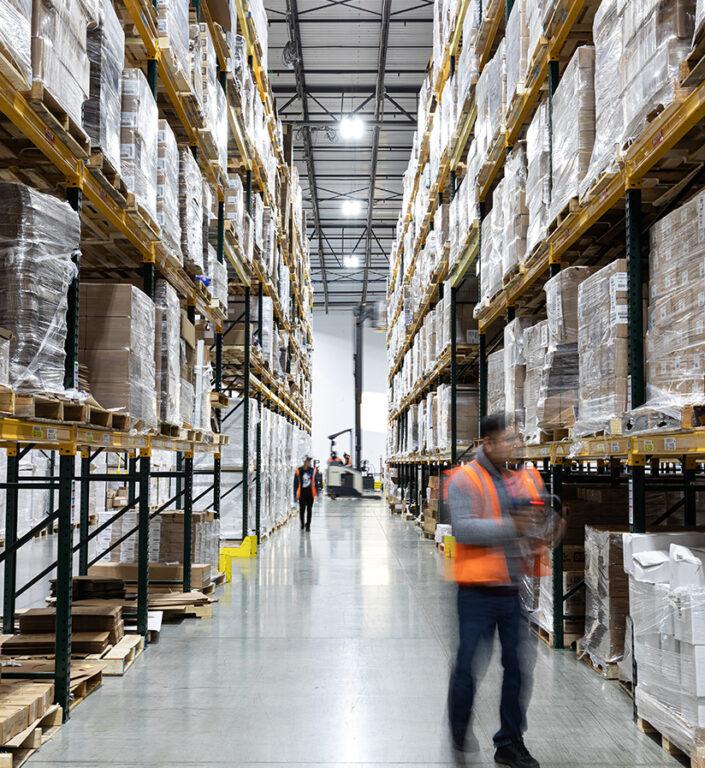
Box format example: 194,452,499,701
339,116,365,140
342,199,362,216
344,254,360,268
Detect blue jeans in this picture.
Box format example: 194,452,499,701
448,587,533,749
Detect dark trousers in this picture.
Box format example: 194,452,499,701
299,491,313,528
448,587,532,749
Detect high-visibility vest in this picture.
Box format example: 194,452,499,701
449,460,545,586
296,468,317,500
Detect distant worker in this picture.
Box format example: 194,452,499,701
313,459,323,492
328,451,342,465
343,452,352,467
293,456,318,532
445,413,563,768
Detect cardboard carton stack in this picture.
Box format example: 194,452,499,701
154,281,181,426
19,605,124,645
199,23,227,173
157,120,182,264
79,284,157,431
180,311,196,428
522,320,548,444
504,317,532,426
0,0,31,90
423,474,441,535
487,349,506,416
0,681,55,744
532,545,586,638
576,259,628,436
158,510,219,569
502,142,529,280
158,0,189,83
179,150,204,274
526,97,550,254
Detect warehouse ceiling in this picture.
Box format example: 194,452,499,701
264,0,434,312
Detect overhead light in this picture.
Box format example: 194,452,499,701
344,254,360,268
339,116,365,141
342,199,362,216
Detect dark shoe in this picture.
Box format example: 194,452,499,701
451,729,479,754
495,740,540,768
305,525,311,532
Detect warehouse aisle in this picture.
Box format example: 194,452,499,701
32,498,676,767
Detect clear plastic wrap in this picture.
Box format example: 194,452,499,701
158,0,190,83
0,183,79,395
531,544,586,638
31,0,95,126
696,0,705,44
502,141,528,278
504,317,531,425
199,23,227,173
154,280,180,426
121,69,158,224
526,97,550,256
207,248,228,308
580,526,630,671
180,376,194,428
85,0,124,175
549,46,595,226
580,0,625,201
480,185,503,305
522,320,548,444
575,259,628,436
193,339,211,431
504,0,528,117
0,0,31,89
621,0,694,146
79,283,157,431
157,119,182,264
179,149,204,272
487,348,506,416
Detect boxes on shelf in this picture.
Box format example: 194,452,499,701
526,97,550,255
180,310,196,428
121,68,158,223
502,142,529,279
575,259,628,436
504,317,532,426
79,283,157,431
0,0,31,90
154,281,181,426
487,349,506,416
179,149,204,273
85,0,124,174
522,320,548,444
504,0,529,119
0,183,80,395
156,120,182,264
549,46,595,226
158,0,190,84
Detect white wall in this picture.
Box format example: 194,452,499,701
312,310,387,477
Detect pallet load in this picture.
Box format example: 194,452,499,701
157,120,183,264
625,531,705,757
504,317,531,427
0,183,80,395
0,681,55,744
154,281,181,427
530,545,586,642
502,142,529,282
537,267,592,432
121,68,158,224
479,186,503,306
179,149,204,274
504,0,529,120
0,0,31,90
19,605,124,645
85,0,124,175
199,23,228,174
192,339,212,431
79,283,157,431
180,310,196,428
487,349,506,416
157,0,189,85
549,46,595,227
522,320,548,445
575,259,629,436
475,38,505,164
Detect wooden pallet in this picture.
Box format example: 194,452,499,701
638,715,705,768
580,164,624,206
159,421,186,438
85,403,113,428
86,151,128,208
529,620,581,649
86,634,143,676
23,83,90,160
0,387,14,416
210,392,230,410
68,665,103,711
548,197,581,235
576,641,620,680
14,395,63,421
158,39,191,93
125,194,161,242
502,262,527,289
0,704,63,768
111,413,130,432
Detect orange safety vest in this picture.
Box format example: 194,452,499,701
296,467,317,500
449,460,546,586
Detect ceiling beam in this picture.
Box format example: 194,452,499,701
285,0,329,313
272,84,420,94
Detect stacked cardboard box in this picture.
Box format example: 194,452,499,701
504,317,532,426
158,0,189,81
158,510,219,568
89,561,212,590
0,183,79,395
19,605,124,645
179,150,204,273
0,681,55,744
502,142,529,280
0,0,31,89
180,311,196,428
199,23,227,172
522,320,548,444
85,0,124,175
549,46,595,225
157,120,182,264
423,474,441,535
504,0,529,119
532,545,586,638
154,281,181,426
79,284,157,431
537,267,592,430
436,384,480,449
576,259,628,436
526,97,550,255
487,349,506,416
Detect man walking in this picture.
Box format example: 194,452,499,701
294,456,318,532
446,413,561,767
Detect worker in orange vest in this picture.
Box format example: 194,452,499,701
293,456,318,532
343,452,352,466
445,413,562,767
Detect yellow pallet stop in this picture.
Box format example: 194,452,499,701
219,536,259,580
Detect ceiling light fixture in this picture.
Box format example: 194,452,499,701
344,254,360,268
339,116,365,141
342,199,362,216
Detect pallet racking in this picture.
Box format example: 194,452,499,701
0,0,312,720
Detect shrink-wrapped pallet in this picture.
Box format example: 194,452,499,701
504,0,528,119
158,0,189,84
502,142,528,279
475,40,505,160
85,0,124,175
504,317,532,425
526,97,550,255
154,281,180,426
80,283,157,431
0,183,79,395
199,23,228,173
523,320,548,444
575,259,628,436
0,0,31,89
207,247,228,309
696,0,705,44
549,46,595,226
157,120,182,264
31,0,96,127
538,267,592,429
487,349,506,416
193,339,211,431
480,185,503,305
179,149,204,273
436,383,480,449
121,69,158,223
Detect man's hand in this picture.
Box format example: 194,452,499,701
512,510,539,536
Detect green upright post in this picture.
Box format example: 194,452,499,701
138,451,150,637
627,187,644,410
213,455,221,520
55,451,75,721
183,453,193,591
128,454,137,509
47,450,56,534
79,452,90,575
479,334,488,419
3,446,19,634
551,460,564,650
147,59,158,98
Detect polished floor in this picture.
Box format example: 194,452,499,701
29,497,678,767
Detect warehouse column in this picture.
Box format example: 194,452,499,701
477,200,487,420
183,449,194,591
55,447,75,720
128,452,137,512
550,457,564,650
3,444,19,634
145,58,157,299
138,448,151,638
214,198,225,518
78,450,91,575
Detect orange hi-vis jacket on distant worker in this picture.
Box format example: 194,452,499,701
446,460,546,586
295,467,318,500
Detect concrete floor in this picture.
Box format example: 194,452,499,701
28,497,679,767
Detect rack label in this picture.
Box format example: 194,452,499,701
644,440,654,452
664,437,677,451
32,426,42,438
47,428,57,441
611,442,620,454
